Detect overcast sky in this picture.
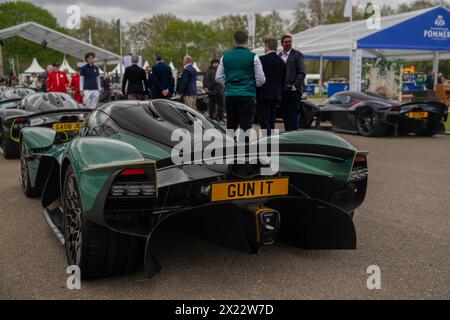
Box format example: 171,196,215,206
3,0,416,24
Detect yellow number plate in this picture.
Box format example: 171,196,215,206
211,177,289,202
408,112,428,119
52,122,82,132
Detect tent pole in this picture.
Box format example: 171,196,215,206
319,54,324,96
399,66,403,102
432,51,439,88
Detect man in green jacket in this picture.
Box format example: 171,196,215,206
215,31,266,133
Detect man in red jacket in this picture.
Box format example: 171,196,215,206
70,67,83,103
46,63,69,93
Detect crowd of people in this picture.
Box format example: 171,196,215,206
120,31,306,134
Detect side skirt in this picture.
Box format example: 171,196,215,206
42,207,65,246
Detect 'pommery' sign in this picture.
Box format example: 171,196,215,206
423,15,450,41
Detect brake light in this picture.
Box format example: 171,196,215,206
15,118,28,123
120,168,146,176
110,166,157,198
355,155,367,163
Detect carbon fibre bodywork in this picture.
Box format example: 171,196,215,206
21,99,369,278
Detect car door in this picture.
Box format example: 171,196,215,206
324,94,354,131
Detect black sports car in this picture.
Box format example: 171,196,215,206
319,91,448,137
0,92,86,159
0,87,35,101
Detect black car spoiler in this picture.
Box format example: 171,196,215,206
156,143,357,170
6,108,93,122
400,100,448,111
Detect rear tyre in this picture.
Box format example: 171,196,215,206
356,108,386,137
63,165,140,279
20,142,40,197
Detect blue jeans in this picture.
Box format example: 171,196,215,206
282,91,301,131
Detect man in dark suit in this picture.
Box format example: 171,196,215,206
204,59,224,122
122,55,149,100
257,38,286,135
279,35,306,131
177,55,197,108
151,54,174,99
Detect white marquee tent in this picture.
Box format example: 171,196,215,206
60,57,76,74
0,22,121,75
255,6,450,92
111,63,125,75
193,62,201,72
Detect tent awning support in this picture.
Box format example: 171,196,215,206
433,51,439,87
319,54,324,95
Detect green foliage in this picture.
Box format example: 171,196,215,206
0,1,65,74
69,16,127,57
127,14,179,59
157,19,220,70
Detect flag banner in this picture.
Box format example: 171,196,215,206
343,0,352,18
247,13,256,38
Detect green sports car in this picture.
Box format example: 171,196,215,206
19,99,368,279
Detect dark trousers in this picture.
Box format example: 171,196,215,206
281,91,301,131
208,94,224,120
225,96,256,133
257,99,278,135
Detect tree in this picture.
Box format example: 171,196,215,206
0,1,64,75
290,6,312,33
69,16,128,57
157,20,219,70
127,14,179,59
209,14,248,52
254,10,287,48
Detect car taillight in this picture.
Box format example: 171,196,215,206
109,166,157,198
349,154,368,182
120,168,146,176
110,184,156,197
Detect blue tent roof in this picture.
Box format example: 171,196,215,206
358,6,450,51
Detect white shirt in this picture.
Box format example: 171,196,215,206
215,54,266,88
280,49,292,63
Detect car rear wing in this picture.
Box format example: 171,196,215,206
6,108,93,122
156,143,358,170
7,108,93,143
400,100,448,112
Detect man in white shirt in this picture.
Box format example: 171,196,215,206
215,31,265,134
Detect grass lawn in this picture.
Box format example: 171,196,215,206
446,116,450,133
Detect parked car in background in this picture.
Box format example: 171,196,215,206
319,91,448,137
